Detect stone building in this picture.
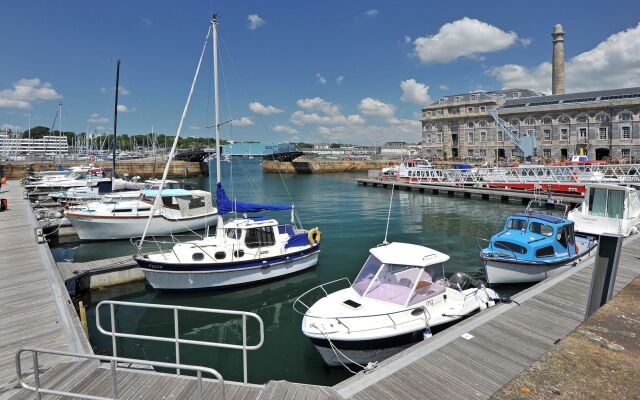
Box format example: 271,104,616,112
420,23,640,162
421,87,640,161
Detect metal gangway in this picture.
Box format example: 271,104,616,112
390,163,640,190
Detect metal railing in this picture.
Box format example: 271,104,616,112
96,300,264,384
15,347,225,400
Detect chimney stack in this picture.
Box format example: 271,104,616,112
552,24,566,95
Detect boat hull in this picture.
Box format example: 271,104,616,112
136,248,319,290
309,331,422,367
483,241,597,284
66,214,216,240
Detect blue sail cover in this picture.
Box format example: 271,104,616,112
216,183,292,215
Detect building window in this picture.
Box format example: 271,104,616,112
595,114,610,122
436,133,442,143
620,113,632,121
577,115,588,123
467,107,474,113
439,98,446,104
454,96,461,102
510,120,519,126
560,129,568,141
622,126,631,139
599,127,608,140
479,106,486,112
470,94,477,100
525,118,535,125
426,134,432,143
480,149,487,157
527,129,535,137
479,121,487,127
543,149,551,158
543,130,551,141
480,131,487,142
621,149,630,159
467,122,474,128
497,131,504,142
436,109,442,115
468,149,474,156
512,92,520,98
543,118,552,125
467,132,474,143
559,116,570,123
426,111,432,117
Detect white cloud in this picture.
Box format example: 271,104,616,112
438,84,449,91
400,79,431,104
489,22,640,93
117,104,135,112
404,35,411,44
234,117,255,126
365,9,379,17
88,113,109,124
0,78,62,109
358,97,395,118
274,124,298,134
291,111,364,125
296,97,341,116
189,125,201,130
100,87,107,93
249,101,283,115
141,17,152,27
336,76,344,85
315,73,327,85
119,86,130,95
413,17,518,64
247,14,265,30
519,38,532,47
2,123,21,132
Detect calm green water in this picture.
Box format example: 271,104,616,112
51,159,528,386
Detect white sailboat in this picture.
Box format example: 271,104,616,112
134,16,321,291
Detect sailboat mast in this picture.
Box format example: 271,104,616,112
112,59,121,180
213,15,221,185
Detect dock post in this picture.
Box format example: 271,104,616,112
585,234,623,318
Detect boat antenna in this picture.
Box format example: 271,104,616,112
112,59,120,182
138,21,212,249
382,179,395,245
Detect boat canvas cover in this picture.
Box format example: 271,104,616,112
216,183,292,215
175,190,214,217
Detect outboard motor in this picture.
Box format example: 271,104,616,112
448,272,473,291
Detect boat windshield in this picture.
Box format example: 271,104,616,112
588,187,625,219
506,218,527,230
352,255,446,306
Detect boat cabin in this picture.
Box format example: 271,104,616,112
489,214,578,260
568,184,640,236
222,217,307,249
350,242,448,307
139,189,214,216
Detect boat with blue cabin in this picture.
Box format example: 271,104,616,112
480,202,597,284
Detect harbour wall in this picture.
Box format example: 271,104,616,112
263,159,399,174
0,158,207,179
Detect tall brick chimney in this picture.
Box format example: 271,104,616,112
552,24,566,95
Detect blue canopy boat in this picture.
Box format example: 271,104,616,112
134,16,320,290
480,207,597,284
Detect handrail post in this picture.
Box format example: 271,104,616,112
197,370,203,400
174,308,180,376
32,351,41,400
110,360,118,400
242,314,247,384
110,303,117,359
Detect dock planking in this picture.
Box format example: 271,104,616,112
0,180,92,398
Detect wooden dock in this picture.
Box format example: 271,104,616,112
0,180,92,397
356,178,583,205
2,178,639,399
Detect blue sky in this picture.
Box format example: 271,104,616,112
1,0,639,144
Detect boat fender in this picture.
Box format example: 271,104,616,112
308,227,321,245
423,327,432,339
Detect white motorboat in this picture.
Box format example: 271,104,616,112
398,159,434,181
295,242,498,367
133,15,320,291
25,170,111,192
568,183,640,237
65,188,217,240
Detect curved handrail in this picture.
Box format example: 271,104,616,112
95,300,264,384
16,347,225,400
292,277,352,315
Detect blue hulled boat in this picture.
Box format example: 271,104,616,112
480,210,597,284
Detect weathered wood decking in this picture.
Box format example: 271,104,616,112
0,180,92,398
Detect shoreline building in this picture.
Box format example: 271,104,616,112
0,134,69,157
421,24,640,162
